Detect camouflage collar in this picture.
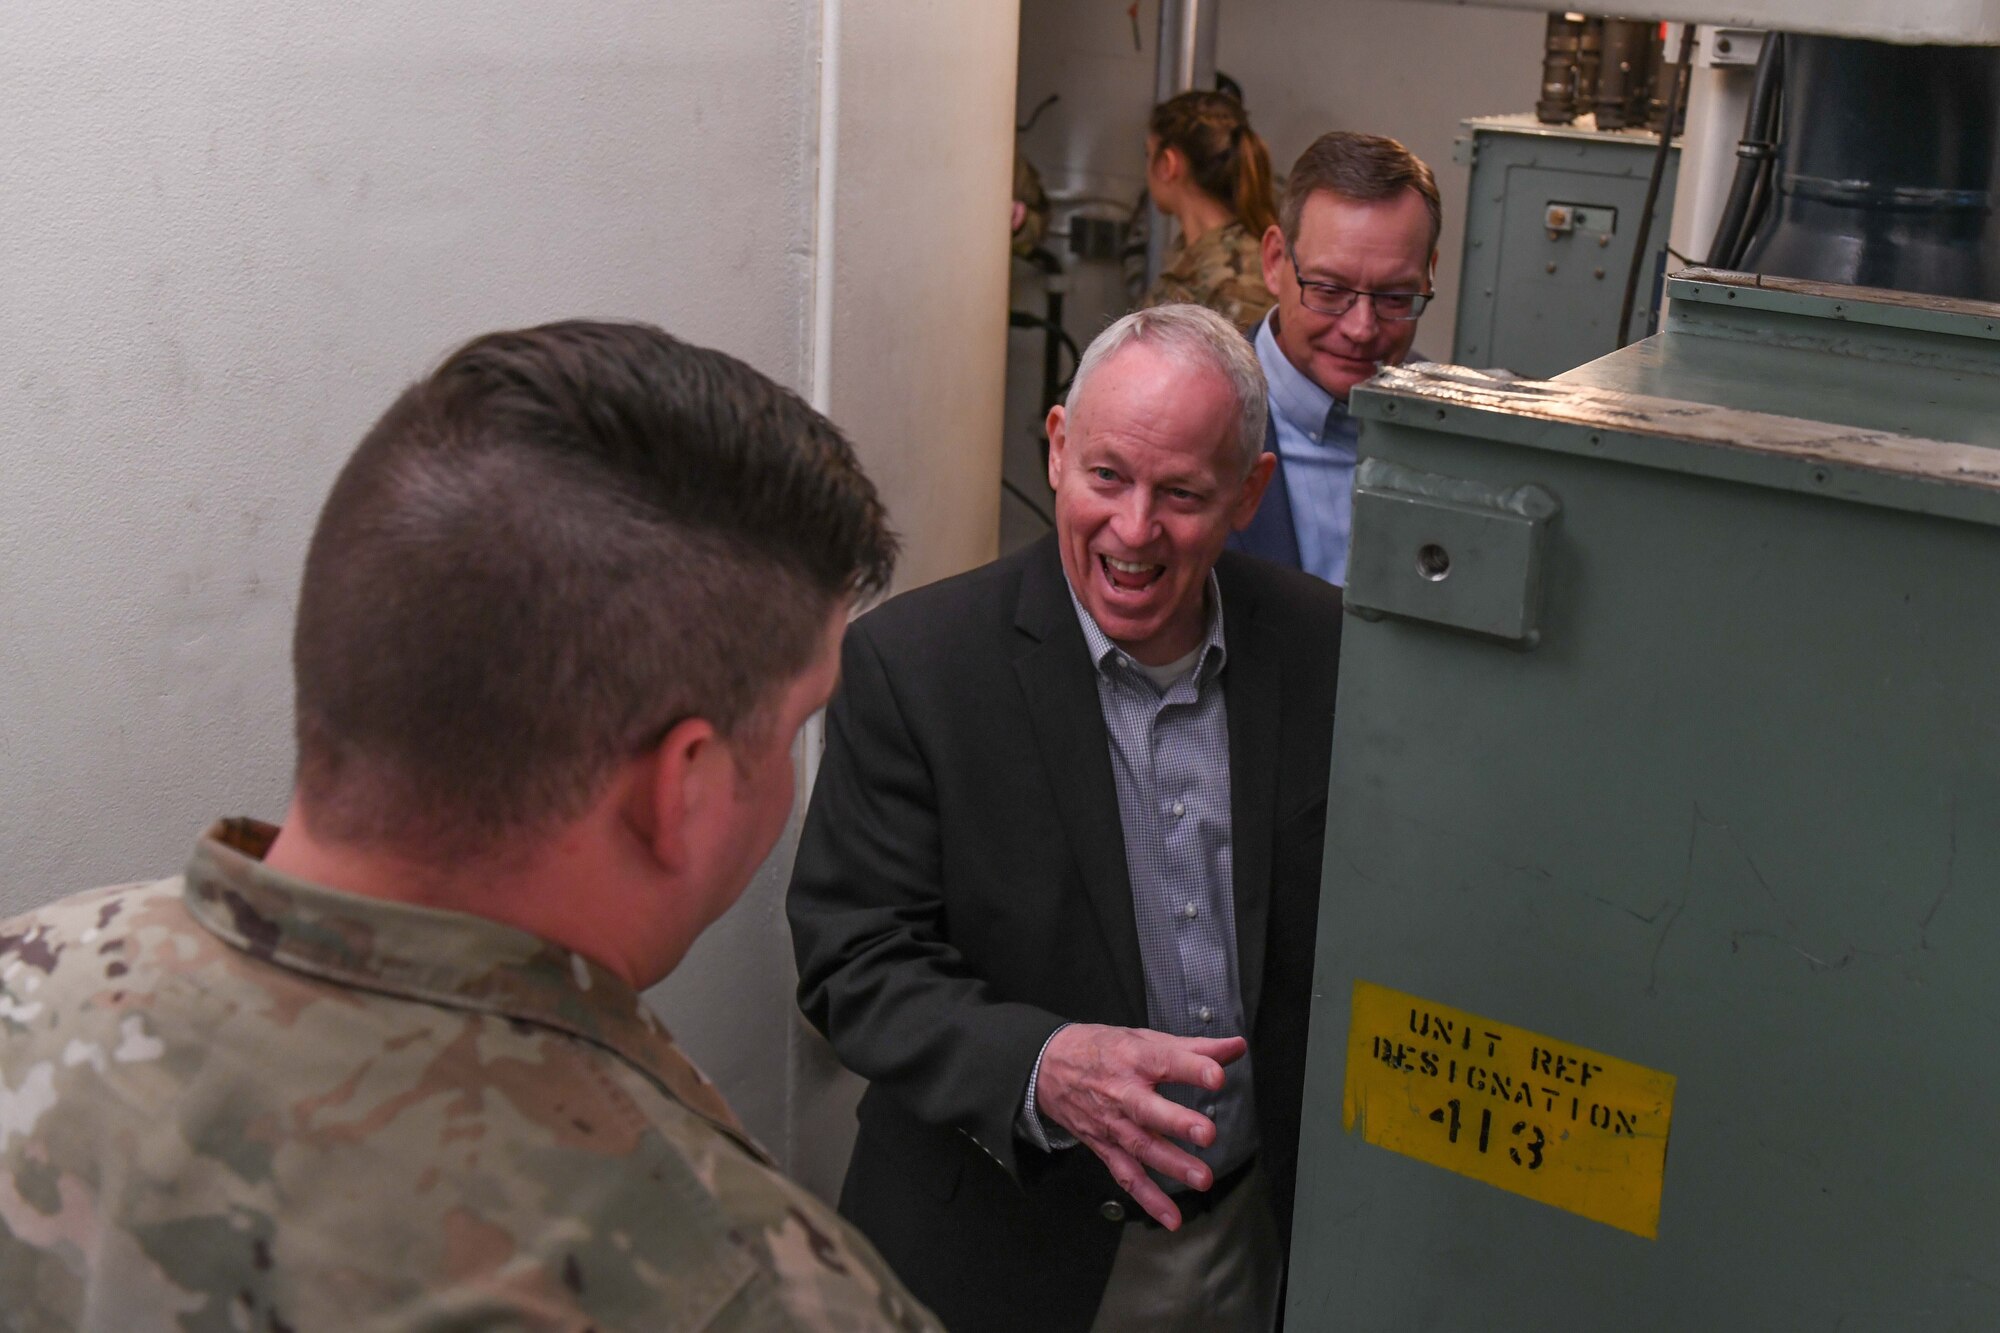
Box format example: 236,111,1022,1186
182,818,772,1166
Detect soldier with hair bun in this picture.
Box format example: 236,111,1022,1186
1139,90,1281,332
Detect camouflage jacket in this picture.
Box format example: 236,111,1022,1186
0,820,938,1333
1141,219,1277,332
1011,150,1049,259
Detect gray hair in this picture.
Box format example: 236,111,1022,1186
1065,303,1268,473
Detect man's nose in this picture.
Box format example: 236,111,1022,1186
1111,491,1156,546
1337,293,1382,343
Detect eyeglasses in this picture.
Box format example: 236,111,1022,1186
1287,244,1432,322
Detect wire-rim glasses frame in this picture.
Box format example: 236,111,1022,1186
1286,242,1432,322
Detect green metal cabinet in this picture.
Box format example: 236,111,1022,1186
1452,115,1680,379
1287,270,2000,1329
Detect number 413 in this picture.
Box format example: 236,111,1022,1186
1429,1098,1545,1169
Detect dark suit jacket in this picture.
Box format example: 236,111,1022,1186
1230,344,1428,571
1226,410,1302,569
788,534,1342,1333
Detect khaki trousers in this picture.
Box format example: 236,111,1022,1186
1089,1162,1282,1332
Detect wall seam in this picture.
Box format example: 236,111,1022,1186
809,0,842,416
785,0,842,1179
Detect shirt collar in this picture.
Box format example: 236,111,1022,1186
1064,569,1227,684
180,817,767,1160
1255,310,1346,442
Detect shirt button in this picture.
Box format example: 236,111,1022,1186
1171,800,1186,817
1203,1103,1218,1117
1181,902,1198,920
1199,1005,1213,1022
1099,1200,1127,1222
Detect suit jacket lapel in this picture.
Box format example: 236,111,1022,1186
1225,408,1303,570
1012,538,1149,1026
1219,559,1280,1030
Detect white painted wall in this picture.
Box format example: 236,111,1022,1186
0,0,1017,1196
776,0,1023,1200
820,2,1017,594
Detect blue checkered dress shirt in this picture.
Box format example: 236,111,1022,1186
1019,573,1258,1190
1255,311,1360,587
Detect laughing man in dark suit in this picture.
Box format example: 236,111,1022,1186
788,303,1343,1332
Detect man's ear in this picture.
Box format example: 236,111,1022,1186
1045,403,1068,491
1230,450,1278,531
1259,224,1288,295
626,716,722,873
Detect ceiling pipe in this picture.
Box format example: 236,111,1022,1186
1146,0,1221,287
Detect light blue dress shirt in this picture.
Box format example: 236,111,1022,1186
1254,313,1359,587
1018,575,1257,1193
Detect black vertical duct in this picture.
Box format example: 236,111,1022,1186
1594,20,1652,129
1740,37,2000,300
1576,18,1603,108
1538,12,1585,125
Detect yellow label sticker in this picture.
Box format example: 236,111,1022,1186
1343,980,1676,1239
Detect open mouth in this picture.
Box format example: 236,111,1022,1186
1099,553,1164,592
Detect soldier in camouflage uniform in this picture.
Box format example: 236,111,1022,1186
0,322,936,1332
1138,90,1280,332
1143,220,1275,333
1011,149,1050,259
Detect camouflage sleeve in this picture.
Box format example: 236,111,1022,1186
1143,269,1274,331
0,878,938,1333
1209,273,1277,332
681,1117,943,1333
1141,271,1202,311
1011,152,1049,258
1137,229,1276,331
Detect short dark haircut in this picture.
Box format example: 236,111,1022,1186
292,320,896,856
1279,131,1442,252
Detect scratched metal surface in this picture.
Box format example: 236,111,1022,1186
1287,286,2000,1329
1361,363,2000,530
1671,266,2000,327
1554,269,2000,452
1558,333,2000,451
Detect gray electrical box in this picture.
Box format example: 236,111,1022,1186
1287,270,2000,1329
1452,114,1680,379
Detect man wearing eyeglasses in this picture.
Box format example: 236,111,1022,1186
1233,131,1441,586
